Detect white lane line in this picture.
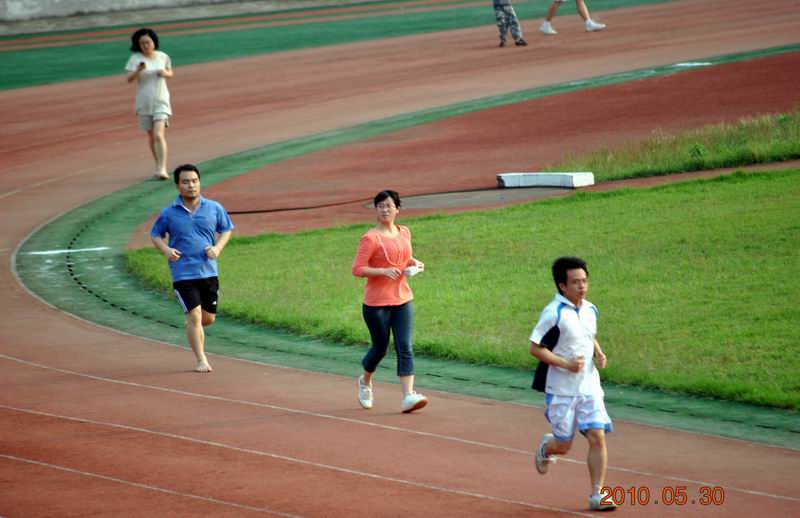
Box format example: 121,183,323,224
0,451,301,517
0,188,24,199
674,62,713,67
1,353,797,504
0,353,528,455
0,123,132,155
0,404,591,517
0,156,132,201
26,246,110,255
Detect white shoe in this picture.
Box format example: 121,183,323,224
589,492,618,511
358,376,373,409
535,433,556,474
195,357,212,373
539,21,557,35
400,392,428,413
585,19,606,32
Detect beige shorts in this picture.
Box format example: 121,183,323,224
137,113,170,132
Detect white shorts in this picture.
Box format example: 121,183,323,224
137,112,170,132
544,393,613,442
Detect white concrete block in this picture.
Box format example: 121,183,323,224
497,172,594,189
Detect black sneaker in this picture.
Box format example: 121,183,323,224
499,40,506,47
515,38,528,46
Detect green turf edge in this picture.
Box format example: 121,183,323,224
14,48,800,449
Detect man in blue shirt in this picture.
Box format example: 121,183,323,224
150,164,233,372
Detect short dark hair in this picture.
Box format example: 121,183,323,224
374,190,401,208
552,256,588,294
130,28,159,52
173,164,200,184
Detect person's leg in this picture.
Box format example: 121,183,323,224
361,305,391,385
184,306,212,372
540,1,560,34
196,277,219,371
585,429,607,492
576,395,613,492
391,302,415,388
544,435,572,455
201,310,216,327
139,116,159,170
494,6,509,45
507,6,526,44
535,431,571,474
152,119,168,178
146,130,158,164
578,0,605,31
174,281,212,372
536,394,576,472
391,302,427,412
584,427,616,510
575,0,590,21
545,1,560,22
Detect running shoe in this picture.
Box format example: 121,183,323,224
401,392,428,413
585,19,606,32
539,21,557,35
358,376,373,409
589,493,618,511
535,433,556,474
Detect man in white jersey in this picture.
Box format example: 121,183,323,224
529,257,617,512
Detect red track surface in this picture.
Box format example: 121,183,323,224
2,0,799,515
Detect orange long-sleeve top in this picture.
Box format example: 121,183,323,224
351,225,414,307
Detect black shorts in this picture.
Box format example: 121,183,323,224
173,277,219,314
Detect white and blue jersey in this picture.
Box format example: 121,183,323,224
150,195,234,282
530,294,603,397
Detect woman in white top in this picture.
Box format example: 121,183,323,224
126,28,173,180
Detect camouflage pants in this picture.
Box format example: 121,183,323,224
494,5,523,41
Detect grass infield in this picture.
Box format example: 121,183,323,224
551,109,800,181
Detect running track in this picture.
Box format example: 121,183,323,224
1,0,799,515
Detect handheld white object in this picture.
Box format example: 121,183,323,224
404,265,422,277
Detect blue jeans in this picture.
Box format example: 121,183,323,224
361,301,415,376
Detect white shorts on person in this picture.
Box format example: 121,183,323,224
137,112,170,132
545,393,613,443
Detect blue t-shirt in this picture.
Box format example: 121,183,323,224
150,195,234,282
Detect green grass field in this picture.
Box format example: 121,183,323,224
128,166,800,409
551,110,800,181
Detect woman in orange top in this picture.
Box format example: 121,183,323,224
351,190,428,413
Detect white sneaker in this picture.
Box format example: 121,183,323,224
585,19,606,32
400,392,428,413
358,376,373,409
195,358,212,373
539,21,557,35
535,433,556,474
589,493,618,511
